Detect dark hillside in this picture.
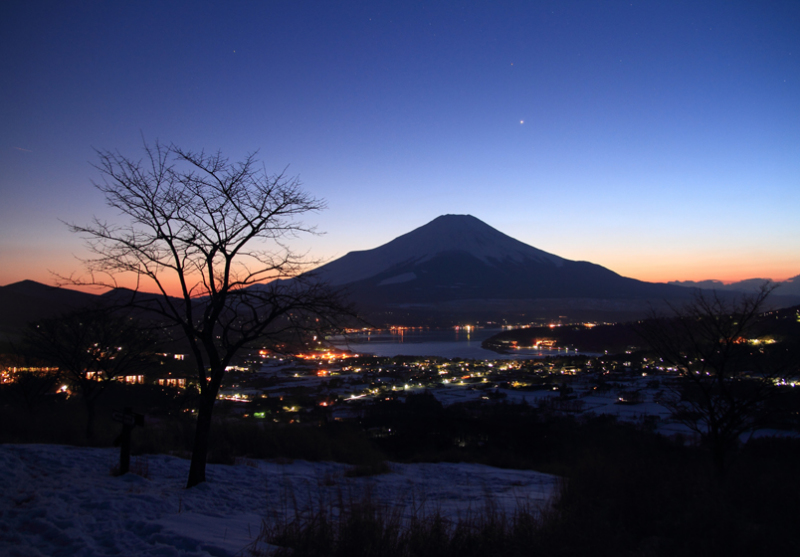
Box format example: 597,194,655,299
484,322,643,355
0,281,99,338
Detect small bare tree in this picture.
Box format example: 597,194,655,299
22,308,154,439
0,352,60,412
636,283,791,476
68,142,351,487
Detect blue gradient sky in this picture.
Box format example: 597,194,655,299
2,1,798,291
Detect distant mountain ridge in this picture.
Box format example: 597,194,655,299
670,276,800,297
0,281,99,339
0,281,178,340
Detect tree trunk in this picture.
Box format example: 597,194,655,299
186,371,224,488
186,394,215,488
85,398,96,441
708,428,728,478
711,443,727,478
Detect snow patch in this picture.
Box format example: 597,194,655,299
0,444,558,557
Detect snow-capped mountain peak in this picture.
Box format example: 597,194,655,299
312,214,564,286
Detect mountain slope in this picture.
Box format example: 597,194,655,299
307,215,693,322
313,214,565,286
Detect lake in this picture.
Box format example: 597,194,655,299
330,328,579,360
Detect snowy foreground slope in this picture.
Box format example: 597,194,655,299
0,444,557,557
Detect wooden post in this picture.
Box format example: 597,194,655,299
113,407,144,475
120,407,133,474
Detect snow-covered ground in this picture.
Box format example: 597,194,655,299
0,444,558,557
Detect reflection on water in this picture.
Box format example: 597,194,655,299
330,328,579,360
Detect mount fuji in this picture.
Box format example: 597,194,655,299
308,215,692,323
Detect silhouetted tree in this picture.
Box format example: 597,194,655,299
636,283,794,476
23,308,154,439
0,352,60,411
68,142,352,487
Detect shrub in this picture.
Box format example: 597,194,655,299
254,489,541,557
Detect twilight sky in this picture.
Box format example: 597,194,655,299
2,0,798,292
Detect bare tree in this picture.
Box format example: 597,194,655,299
0,351,61,412
22,308,154,439
68,142,352,487
636,283,792,476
